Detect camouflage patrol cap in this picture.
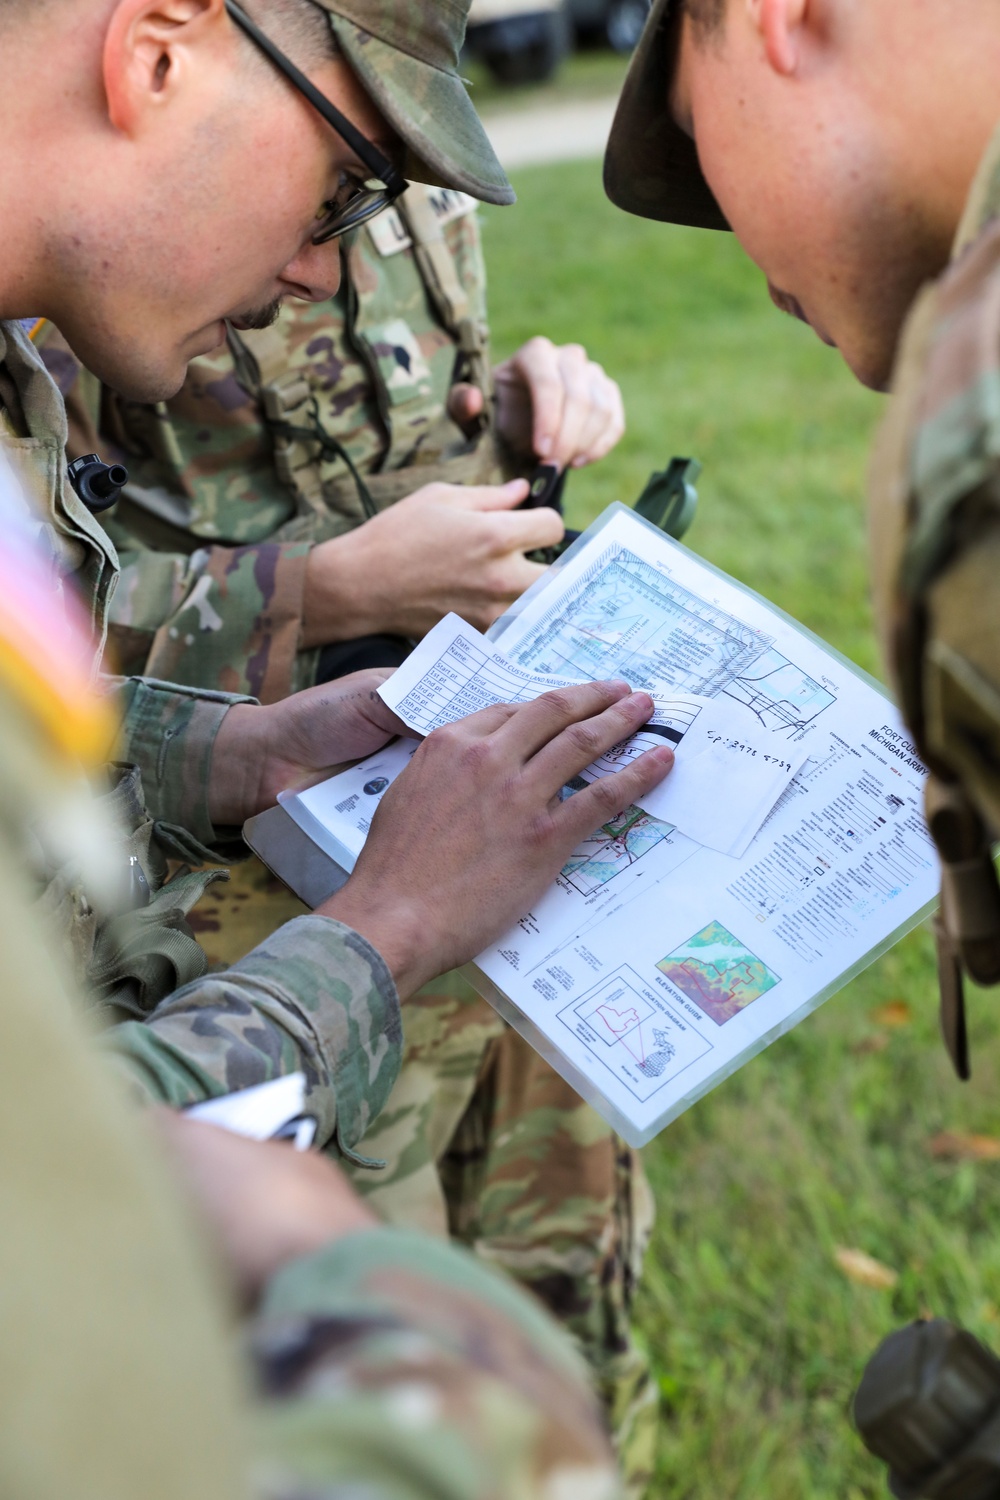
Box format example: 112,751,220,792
603,0,727,230
309,0,515,206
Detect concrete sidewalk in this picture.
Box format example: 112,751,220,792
479,96,619,171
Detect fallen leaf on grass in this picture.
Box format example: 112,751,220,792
870,1000,913,1028
927,1132,1000,1162
851,1033,891,1056
834,1247,899,1290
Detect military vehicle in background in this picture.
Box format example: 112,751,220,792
464,0,649,84
464,0,569,84
569,0,650,53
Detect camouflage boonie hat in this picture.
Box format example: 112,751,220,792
311,0,515,206
603,0,727,230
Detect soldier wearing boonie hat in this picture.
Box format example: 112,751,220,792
603,0,726,230
602,1,1000,1449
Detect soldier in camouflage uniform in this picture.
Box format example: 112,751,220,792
42,196,621,700
0,448,624,1500
604,3,1000,1467
0,1,679,1487
36,9,654,1479
602,0,1000,1044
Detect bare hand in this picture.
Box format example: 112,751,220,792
449,336,626,469
322,681,674,997
153,1111,377,1303
208,669,407,825
301,478,563,646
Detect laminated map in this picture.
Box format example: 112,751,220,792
279,504,939,1146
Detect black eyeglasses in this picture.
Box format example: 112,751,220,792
224,0,407,243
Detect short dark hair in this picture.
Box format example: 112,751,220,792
244,0,338,63
5,0,337,59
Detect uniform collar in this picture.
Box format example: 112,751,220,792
0,319,119,654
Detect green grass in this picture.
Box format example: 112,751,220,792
480,160,1000,1498
463,46,631,113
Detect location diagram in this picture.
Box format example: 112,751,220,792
560,967,713,1103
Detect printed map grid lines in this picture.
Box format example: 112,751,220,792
510,545,837,738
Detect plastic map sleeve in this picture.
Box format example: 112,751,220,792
278,504,939,1146
374,613,809,856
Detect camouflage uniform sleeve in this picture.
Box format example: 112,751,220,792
111,536,314,704
251,1227,622,1500
102,915,402,1163
109,673,256,863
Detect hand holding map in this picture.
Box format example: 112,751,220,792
376,613,807,855
274,505,938,1145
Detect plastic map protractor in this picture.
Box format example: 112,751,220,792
656,920,781,1026
508,544,836,738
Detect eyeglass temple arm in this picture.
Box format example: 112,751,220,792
224,0,407,196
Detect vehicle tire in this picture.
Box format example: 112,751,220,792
604,0,650,51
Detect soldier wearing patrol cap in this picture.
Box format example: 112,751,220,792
41,217,624,702
603,0,1000,1077
29,0,658,1478
0,1,679,1490
34,7,651,1478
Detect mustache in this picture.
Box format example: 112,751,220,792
228,297,283,332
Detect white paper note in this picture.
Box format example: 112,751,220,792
377,612,806,855
187,1072,316,1150
280,738,420,871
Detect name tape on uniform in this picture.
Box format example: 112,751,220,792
367,190,477,259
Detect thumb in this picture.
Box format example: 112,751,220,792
448,382,485,429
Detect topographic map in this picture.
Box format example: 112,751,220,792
561,805,674,896
657,920,780,1026
508,544,836,737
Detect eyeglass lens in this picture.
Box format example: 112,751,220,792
314,186,395,245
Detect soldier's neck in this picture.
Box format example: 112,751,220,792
0,8,110,323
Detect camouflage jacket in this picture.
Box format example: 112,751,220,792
0,492,620,1500
0,318,403,1158
41,186,511,703
253,1227,621,1500
0,317,243,855
869,122,1000,1068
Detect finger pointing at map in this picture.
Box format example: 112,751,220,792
320,679,675,997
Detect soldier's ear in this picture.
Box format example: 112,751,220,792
102,0,231,135
746,0,808,76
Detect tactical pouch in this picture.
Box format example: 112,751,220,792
87,764,226,1021
924,777,1000,1076
872,218,1000,1077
